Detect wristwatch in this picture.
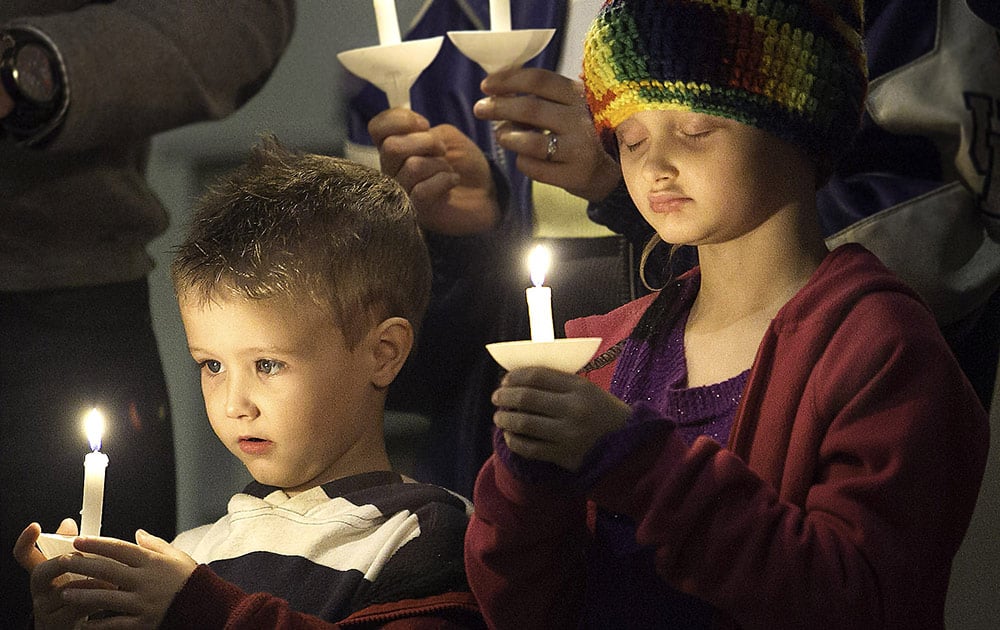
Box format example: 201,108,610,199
0,29,67,143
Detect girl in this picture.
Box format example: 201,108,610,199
464,1,989,628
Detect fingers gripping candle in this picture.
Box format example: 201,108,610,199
526,245,555,342
80,408,108,537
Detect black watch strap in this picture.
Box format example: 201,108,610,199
0,28,69,145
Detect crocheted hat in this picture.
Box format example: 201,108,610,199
582,0,868,161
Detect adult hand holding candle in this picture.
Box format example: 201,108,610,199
80,408,108,537
526,244,555,342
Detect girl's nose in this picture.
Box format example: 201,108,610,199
643,140,679,183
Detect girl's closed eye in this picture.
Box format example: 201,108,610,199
255,358,285,376
679,127,712,139
678,113,728,140
616,120,647,153
621,138,646,153
678,120,716,139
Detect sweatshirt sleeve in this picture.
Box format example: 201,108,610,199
7,0,295,153
163,565,483,630
464,453,594,630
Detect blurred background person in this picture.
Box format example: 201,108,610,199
349,0,613,497
0,2,294,626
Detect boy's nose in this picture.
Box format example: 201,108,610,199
225,377,259,420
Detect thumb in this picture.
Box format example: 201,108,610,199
13,523,43,571
56,517,79,537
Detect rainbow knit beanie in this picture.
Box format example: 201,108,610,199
582,0,867,161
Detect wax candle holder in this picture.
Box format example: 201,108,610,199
446,28,555,74
337,37,445,109
486,337,602,373
36,532,78,558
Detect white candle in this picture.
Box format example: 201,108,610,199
373,0,401,46
490,0,512,31
526,245,554,342
80,408,108,537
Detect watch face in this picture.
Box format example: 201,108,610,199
13,44,57,104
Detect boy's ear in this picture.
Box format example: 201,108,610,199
369,317,414,389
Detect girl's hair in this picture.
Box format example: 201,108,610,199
638,234,690,292
638,233,664,292
170,136,432,348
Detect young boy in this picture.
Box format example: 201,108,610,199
15,138,483,629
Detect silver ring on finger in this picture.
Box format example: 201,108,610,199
545,131,558,162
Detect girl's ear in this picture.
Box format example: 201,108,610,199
369,317,414,389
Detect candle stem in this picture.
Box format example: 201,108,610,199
80,450,108,537
526,286,555,342
490,0,512,31
373,0,402,45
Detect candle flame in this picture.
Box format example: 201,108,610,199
529,245,550,287
84,408,105,452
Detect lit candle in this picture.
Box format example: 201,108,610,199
79,408,108,537
373,0,401,46
490,0,512,31
526,245,555,342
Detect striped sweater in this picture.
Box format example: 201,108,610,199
165,471,482,628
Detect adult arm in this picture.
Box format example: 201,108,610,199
5,0,294,152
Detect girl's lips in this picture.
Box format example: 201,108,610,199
238,436,273,456
648,192,690,214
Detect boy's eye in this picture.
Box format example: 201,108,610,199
255,359,283,375
200,359,222,374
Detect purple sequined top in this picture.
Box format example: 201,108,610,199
583,277,749,628
611,302,749,448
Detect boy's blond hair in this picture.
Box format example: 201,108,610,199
171,136,431,348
